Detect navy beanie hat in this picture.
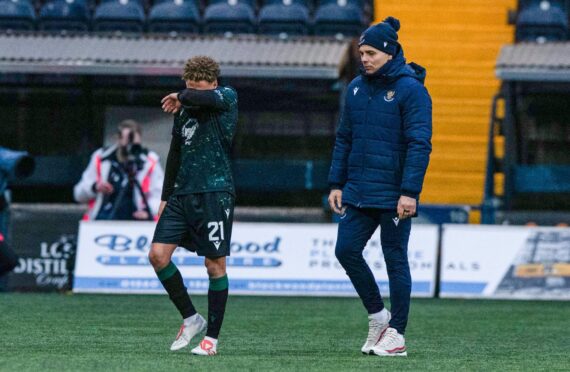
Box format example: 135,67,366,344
358,16,401,56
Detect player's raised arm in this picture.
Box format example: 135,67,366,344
161,88,232,115
177,89,228,111
162,89,229,113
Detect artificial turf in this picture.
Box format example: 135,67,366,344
0,294,568,371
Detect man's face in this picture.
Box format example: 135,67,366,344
118,128,141,148
185,79,218,90
359,45,393,75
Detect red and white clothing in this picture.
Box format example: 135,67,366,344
73,144,164,220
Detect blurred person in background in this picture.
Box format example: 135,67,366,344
0,194,17,278
148,56,238,357
328,17,432,357
73,120,164,221
0,147,34,283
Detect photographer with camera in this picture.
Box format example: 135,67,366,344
74,120,164,221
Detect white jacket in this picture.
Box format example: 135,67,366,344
73,144,164,220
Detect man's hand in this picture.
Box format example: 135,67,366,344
95,181,114,195
133,210,150,220
157,201,167,219
161,93,181,114
397,195,416,220
328,189,346,215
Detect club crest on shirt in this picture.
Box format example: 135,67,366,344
182,119,198,145
384,90,396,102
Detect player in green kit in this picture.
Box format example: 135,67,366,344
148,56,238,356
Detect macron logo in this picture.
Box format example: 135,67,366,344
225,209,230,218
353,87,359,96
213,241,221,250
384,41,388,48
392,217,399,226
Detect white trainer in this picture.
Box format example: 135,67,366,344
361,308,391,354
191,336,218,356
170,313,206,351
371,327,407,357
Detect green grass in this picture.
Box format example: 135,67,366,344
0,294,568,371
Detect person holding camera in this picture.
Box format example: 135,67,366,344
73,120,164,221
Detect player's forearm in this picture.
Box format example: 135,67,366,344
161,136,181,201
177,89,224,110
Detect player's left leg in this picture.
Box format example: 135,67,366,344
371,212,412,357
149,242,207,351
191,256,228,356
190,192,233,356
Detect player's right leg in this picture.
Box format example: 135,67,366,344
150,197,206,351
334,206,389,354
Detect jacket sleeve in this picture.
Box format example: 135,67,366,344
147,154,164,215
73,150,100,203
328,103,352,190
177,87,235,111
400,83,432,198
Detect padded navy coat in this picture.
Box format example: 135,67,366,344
328,50,432,209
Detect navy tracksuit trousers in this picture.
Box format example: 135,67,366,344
335,205,412,335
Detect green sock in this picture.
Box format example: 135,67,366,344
157,261,196,319
206,274,229,339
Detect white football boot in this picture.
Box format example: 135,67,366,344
191,336,218,356
170,313,206,351
361,308,391,354
371,327,407,357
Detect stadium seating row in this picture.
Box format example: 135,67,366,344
516,0,569,42
0,0,366,37
5,0,366,8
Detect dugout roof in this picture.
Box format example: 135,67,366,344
496,42,570,82
0,33,351,79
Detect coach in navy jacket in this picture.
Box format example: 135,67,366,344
328,17,432,357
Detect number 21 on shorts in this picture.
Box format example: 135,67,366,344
208,221,225,242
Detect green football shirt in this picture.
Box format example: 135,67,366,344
170,86,238,196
